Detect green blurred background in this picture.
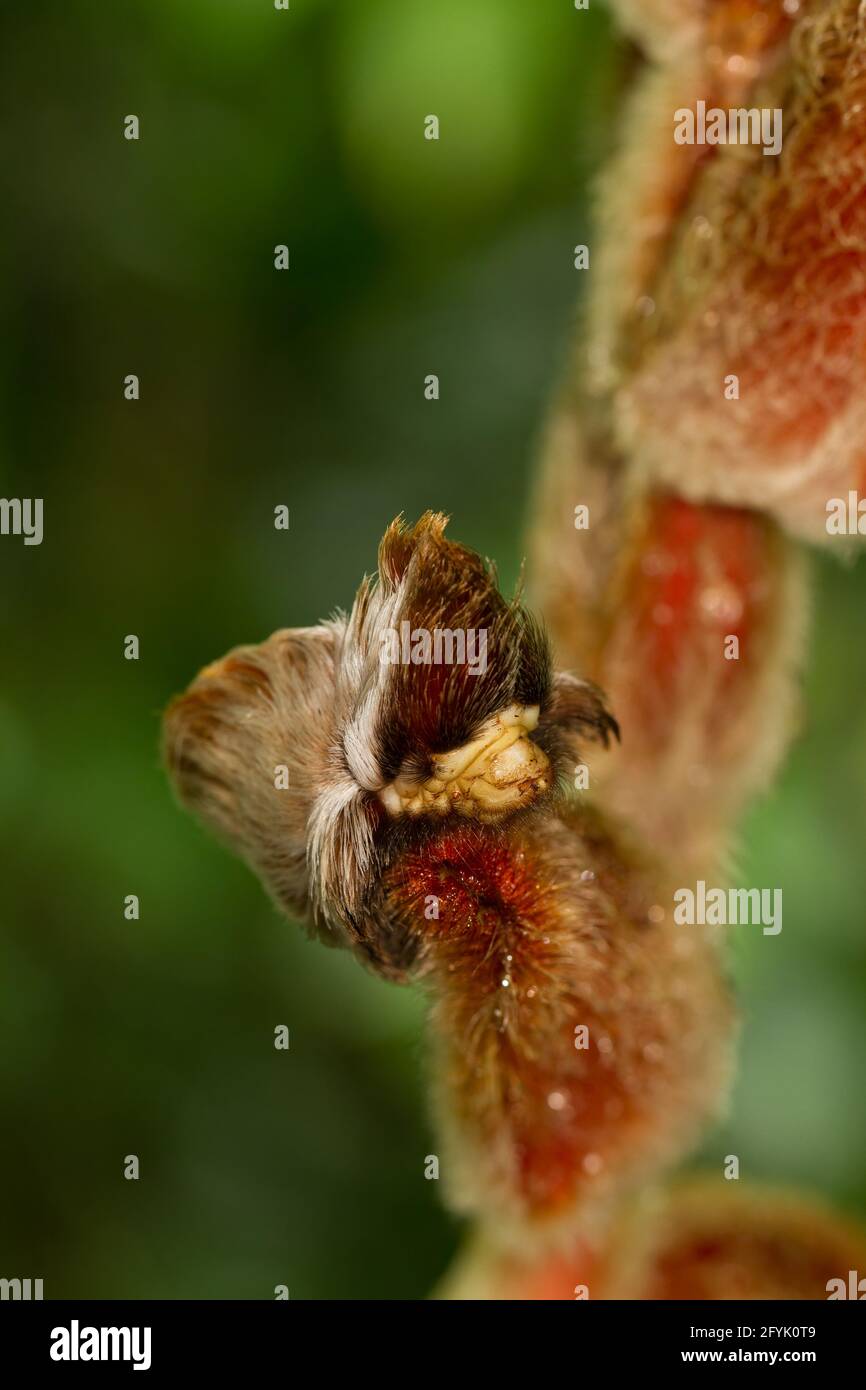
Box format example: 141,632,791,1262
0,0,864,1299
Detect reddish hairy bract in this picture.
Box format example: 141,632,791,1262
383,813,731,1231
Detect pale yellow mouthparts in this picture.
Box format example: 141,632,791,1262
378,703,550,823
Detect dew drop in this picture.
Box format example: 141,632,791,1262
700,581,743,625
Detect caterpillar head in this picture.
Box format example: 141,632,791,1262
163,514,617,969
